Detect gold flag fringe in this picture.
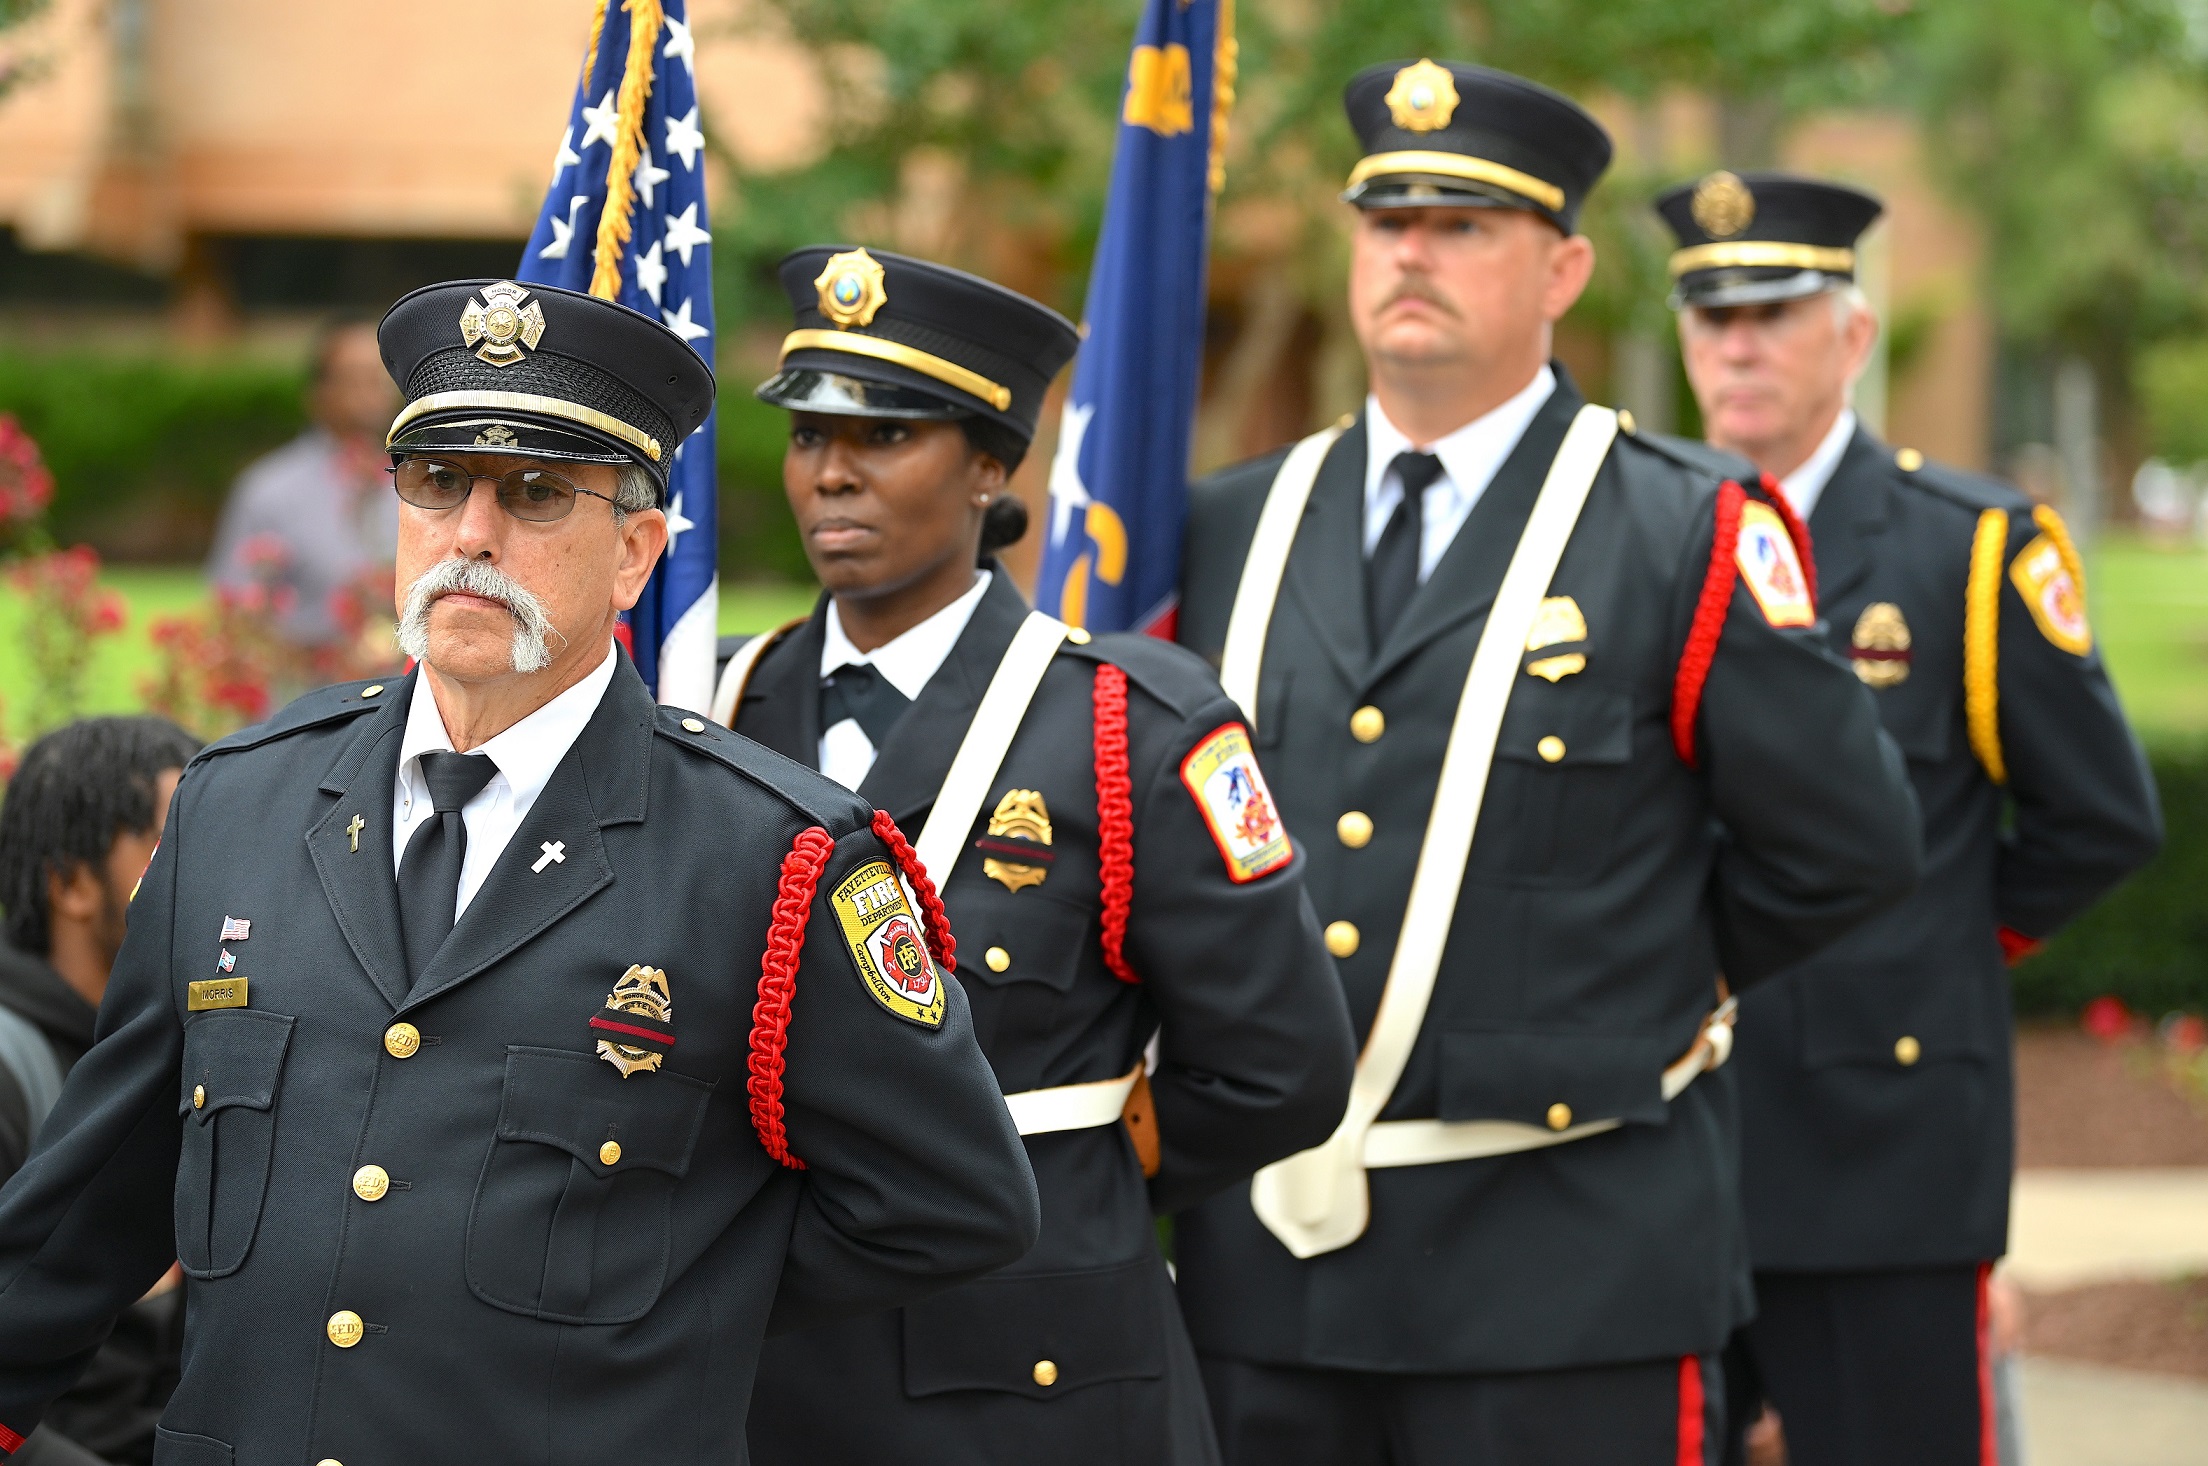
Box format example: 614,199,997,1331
1208,0,1237,196
579,0,609,99
590,0,667,301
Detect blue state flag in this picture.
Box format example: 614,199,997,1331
520,0,718,708
1036,0,1236,635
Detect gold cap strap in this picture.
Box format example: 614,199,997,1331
387,390,663,463
1668,242,1856,279
1965,507,2008,785
780,329,1013,412
1344,151,1566,214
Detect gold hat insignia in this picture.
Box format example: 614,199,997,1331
1850,601,1912,689
595,964,672,1078
1385,59,1460,134
472,424,519,448
459,282,547,368
984,789,1052,894
1690,171,1756,240
1524,595,1589,682
815,248,889,329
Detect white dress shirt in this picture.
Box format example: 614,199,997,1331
1774,407,1858,524
1363,364,1557,581
392,644,620,918
817,570,991,790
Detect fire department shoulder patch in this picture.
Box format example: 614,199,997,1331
1180,723,1293,884
829,860,946,1028
2008,531,2092,656
1734,500,1816,628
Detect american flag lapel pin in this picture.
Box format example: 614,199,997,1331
217,949,237,973
219,917,251,943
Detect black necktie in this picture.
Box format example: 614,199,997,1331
397,750,500,985
820,663,914,747
1368,451,1445,647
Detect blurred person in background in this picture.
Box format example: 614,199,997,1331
206,320,399,650
0,716,201,1466
1660,171,2162,1466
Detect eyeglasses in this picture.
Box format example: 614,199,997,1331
390,459,616,523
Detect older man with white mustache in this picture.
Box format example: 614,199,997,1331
0,278,1038,1466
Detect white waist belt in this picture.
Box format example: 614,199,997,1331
1003,1064,1142,1136
1360,1001,1737,1169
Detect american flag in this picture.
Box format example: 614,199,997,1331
520,0,718,709
217,949,237,973
219,917,250,943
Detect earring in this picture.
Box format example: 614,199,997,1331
975,494,992,505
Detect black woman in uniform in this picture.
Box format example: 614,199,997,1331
726,247,1356,1466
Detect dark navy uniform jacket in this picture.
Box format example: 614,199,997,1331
0,653,1037,1466
1736,428,2161,1272
1171,374,1922,1375
742,570,1354,1465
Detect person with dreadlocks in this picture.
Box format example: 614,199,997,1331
724,246,1354,1466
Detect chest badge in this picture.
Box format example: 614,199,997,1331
978,789,1054,893
1849,602,1913,688
1524,595,1589,682
591,965,675,1078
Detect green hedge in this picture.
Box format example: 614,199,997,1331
0,351,806,576
2013,743,2208,1016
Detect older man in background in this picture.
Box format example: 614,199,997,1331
206,319,399,650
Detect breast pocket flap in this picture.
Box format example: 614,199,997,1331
902,1254,1166,1400
1494,688,1633,766
178,1010,294,1121
954,895,1092,995
496,1046,714,1177
1439,1025,1675,1128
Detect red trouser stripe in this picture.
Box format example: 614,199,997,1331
1977,1262,1999,1466
0,1421,23,1453
1676,1354,1706,1466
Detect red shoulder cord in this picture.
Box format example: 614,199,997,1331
871,809,956,975
749,826,835,1170
1754,471,1818,603
1093,663,1140,984
1671,480,1747,768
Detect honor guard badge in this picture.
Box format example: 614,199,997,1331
591,965,676,1077
1734,501,1816,628
831,862,947,1028
458,282,547,368
814,248,888,329
2010,531,2092,655
977,789,1054,893
1385,59,1460,132
1690,170,1756,238
1850,602,1913,688
1181,723,1294,884
1524,595,1589,682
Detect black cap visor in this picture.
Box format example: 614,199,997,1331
1671,268,1853,312
754,368,970,421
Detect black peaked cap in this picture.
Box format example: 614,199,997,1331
1341,59,1612,232
757,246,1079,443
379,278,716,496
1655,171,1884,309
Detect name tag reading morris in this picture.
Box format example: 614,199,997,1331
187,978,249,1011
831,861,946,1029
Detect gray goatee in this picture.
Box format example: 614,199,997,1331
395,559,563,675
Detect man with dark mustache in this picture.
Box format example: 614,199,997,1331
0,279,1039,1464
1170,61,1923,1462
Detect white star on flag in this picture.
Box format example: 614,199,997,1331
1046,400,1096,546
661,296,710,342
635,240,668,305
579,90,622,152
538,195,590,260
662,16,696,74
634,148,672,209
665,491,696,553
664,105,705,171
551,126,581,177
663,203,711,266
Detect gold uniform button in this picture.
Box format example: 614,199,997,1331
352,1165,390,1202
680,716,706,734
1617,408,1637,435
1336,811,1374,849
192,1084,205,1110
985,946,1011,973
1324,921,1361,958
384,1023,421,1059
1032,1360,1059,1387
1350,706,1386,743
361,683,384,698
600,1141,623,1166
326,1310,364,1348
1066,627,1092,645
1537,736,1566,763
1546,1103,1573,1131
316,1459,344,1466
1894,1035,1922,1066
1896,448,1924,472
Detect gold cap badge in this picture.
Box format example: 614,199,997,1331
458,282,547,368
1850,601,1913,689
594,964,673,1078
1690,171,1756,240
983,789,1052,893
1385,60,1460,133
815,248,888,329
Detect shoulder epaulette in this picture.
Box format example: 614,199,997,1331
1887,450,2032,517
190,678,394,765
1627,428,1756,488
1191,442,1298,503
651,706,871,833
1060,632,1221,721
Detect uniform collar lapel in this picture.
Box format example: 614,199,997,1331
1805,424,1892,608
735,596,830,767
1365,369,1583,689
857,567,1030,827
311,671,419,1012
1280,417,1373,689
